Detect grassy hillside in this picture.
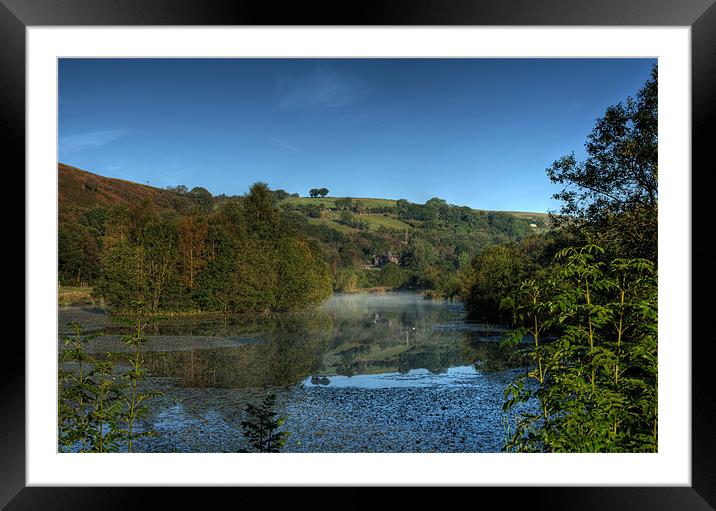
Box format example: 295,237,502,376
59,163,194,218
306,210,413,234
504,210,551,225
281,196,397,209
59,163,548,227
58,163,552,295
282,196,548,224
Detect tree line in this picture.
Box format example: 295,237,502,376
90,182,332,314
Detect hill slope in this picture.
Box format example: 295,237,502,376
59,163,549,225
58,163,551,293
59,163,194,218
280,197,549,226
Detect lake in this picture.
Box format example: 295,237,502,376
58,292,532,452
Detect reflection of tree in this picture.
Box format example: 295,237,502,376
396,343,465,374
319,293,484,375
324,293,453,349
136,293,529,385
462,336,530,372
144,309,333,388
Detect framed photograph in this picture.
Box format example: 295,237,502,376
7,0,711,507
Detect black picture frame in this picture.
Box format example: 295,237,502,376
6,0,711,508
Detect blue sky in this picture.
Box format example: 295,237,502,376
59,58,656,213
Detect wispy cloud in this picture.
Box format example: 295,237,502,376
59,129,130,154
277,66,367,110
269,137,302,152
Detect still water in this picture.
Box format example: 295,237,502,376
58,292,530,452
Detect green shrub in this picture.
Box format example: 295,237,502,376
501,245,657,452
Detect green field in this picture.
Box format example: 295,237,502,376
283,196,547,219
361,214,412,231
306,217,355,234
286,196,550,235
504,211,551,223
307,210,413,234
281,196,398,209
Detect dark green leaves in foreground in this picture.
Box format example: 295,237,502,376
58,318,161,452
501,244,657,453
241,393,290,453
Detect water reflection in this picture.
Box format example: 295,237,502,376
63,292,522,390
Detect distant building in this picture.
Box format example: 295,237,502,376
372,251,399,267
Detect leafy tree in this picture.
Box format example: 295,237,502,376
395,199,410,219
400,237,436,271
502,245,657,452
272,188,290,202
461,244,531,323
309,188,319,198
189,186,213,213
133,213,179,311
59,222,100,285
547,66,657,261
178,210,208,289
318,187,329,198
424,197,449,221
93,180,333,314
243,182,280,237
193,223,238,312
379,263,408,288
93,240,149,311
81,207,109,240
275,237,332,309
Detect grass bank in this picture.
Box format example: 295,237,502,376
58,286,98,306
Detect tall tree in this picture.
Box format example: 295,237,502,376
178,210,208,289
93,240,149,311
132,212,179,311
193,223,238,312
242,182,280,238
546,65,657,261
189,186,213,213
318,188,329,198
58,222,100,285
